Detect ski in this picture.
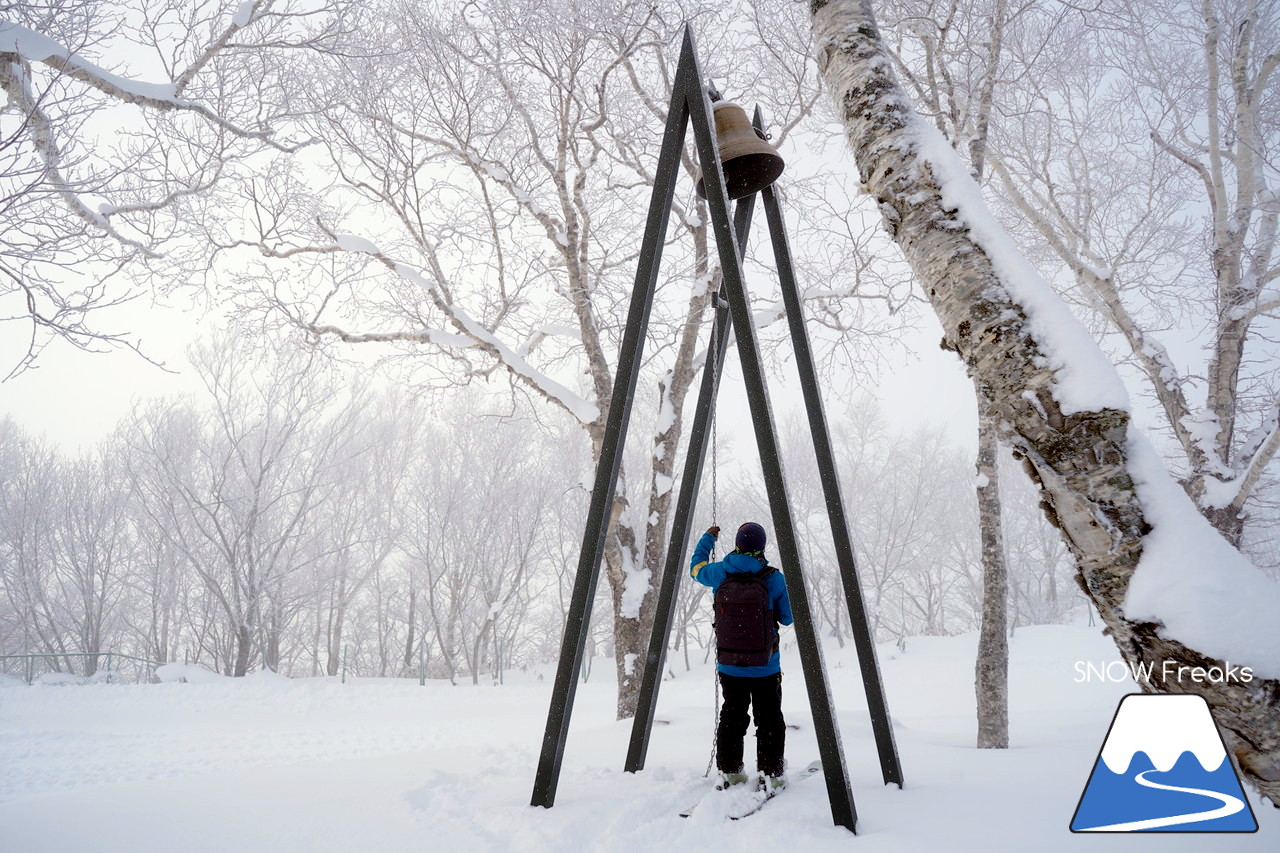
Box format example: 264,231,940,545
726,789,776,820
728,759,821,820
678,777,755,819
678,760,821,819
677,798,705,819
677,779,727,818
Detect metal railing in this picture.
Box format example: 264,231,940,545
2,648,500,686
0,652,163,685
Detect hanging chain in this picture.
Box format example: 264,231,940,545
710,412,718,532
705,668,720,778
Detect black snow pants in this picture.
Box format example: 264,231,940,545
716,672,785,777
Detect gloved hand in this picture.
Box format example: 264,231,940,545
707,525,721,537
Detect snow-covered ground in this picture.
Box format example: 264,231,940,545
1,625,1273,851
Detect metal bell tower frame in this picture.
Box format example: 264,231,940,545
530,28,902,833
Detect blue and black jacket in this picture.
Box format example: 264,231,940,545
689,531,793,677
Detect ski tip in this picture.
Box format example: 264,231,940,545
727,790,776,820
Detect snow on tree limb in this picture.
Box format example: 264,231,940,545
0,21,311,152
0,56,160,258
811,0,1280,800
315,232,600,426
988,155,1225,483
307,324,476,350
0,22,180,100
1212,397,1280,513
1124,434,1280,678
172,1,262,95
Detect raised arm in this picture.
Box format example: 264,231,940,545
690,529,722,588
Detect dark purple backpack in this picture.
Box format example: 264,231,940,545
714,567,778,667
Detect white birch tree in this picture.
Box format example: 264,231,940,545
874,0,1023,748
811,0,1280,801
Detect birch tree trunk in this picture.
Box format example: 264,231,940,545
975,406,1008,749
811,0,1280,802
875,0,1014,744
403,587,417,674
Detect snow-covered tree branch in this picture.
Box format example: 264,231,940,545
0,1,349,377
967,0,1280,548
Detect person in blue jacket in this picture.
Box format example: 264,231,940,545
690,521,793,790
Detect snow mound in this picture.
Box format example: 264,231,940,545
155,663,225,684
34,672,90,686
246,668,289,684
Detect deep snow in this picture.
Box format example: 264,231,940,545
1,625,1274,851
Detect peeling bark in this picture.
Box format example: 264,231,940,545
812,0,1280,802
975,406,1009,750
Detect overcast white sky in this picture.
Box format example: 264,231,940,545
0,296,209,453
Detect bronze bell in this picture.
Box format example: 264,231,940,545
694,100,785,200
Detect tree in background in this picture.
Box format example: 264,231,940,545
972,408,1008,748
47,450,132,675
303,389,420,677
402,400,554,685
874,0,1021,750
0,421,65,662
125,336,367,676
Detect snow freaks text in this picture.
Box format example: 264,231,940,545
1074,660,1255,685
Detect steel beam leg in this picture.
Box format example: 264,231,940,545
529,37,692,809
624,195,756,773
686,91,858,832
762,183,903,788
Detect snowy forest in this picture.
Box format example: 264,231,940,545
1,0,1278,848
0,345,1081,682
